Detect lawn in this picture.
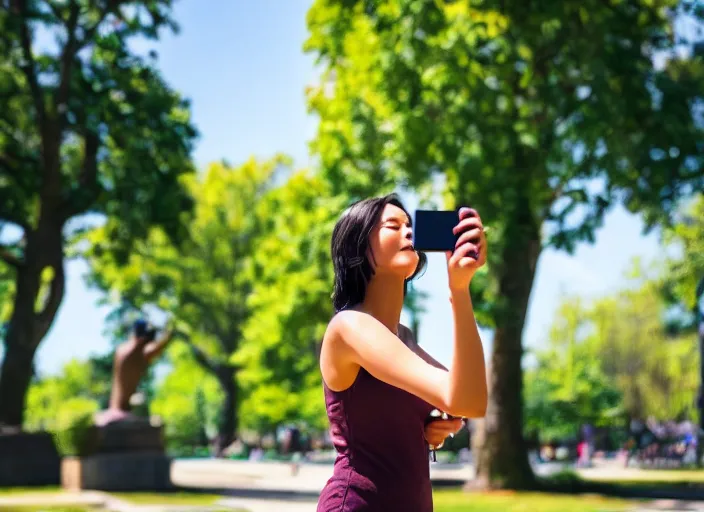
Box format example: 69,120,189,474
433,489,636,512
0,508,98,512
111,491,224,505
0,487,62,495
581,468,704,484
0,509,239,512
0,487,650,512
0,488,244,512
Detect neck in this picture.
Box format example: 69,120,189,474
361,274,405,335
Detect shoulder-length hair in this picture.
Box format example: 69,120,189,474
330,193,427,312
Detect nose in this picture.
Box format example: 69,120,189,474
403,225,413,241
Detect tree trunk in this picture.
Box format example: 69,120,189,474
213,365,237,457
0,222,65,427
468,211,541,490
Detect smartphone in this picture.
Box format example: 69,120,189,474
414,208,477,253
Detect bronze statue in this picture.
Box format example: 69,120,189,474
95,319,174,427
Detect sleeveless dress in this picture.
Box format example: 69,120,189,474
317,365,436,511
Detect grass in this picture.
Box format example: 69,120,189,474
433,489,636,512
582,468,704,484
0,506,241,512
0,508,98,512
0,488,244,511
0,487,62,496
111,490,224,505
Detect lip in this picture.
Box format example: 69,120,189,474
401,245,415,252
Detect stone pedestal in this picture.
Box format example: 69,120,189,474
0,431,61,486
62,452,172,491
61,421,172,491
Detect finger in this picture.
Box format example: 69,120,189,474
426,418,464,435
477,242,488,265
449,418,464,432
457,207,477,221
426,427,454,441
455,228,482,250
452,216,482,236
426,433,446,446
448,243,479,268
456,242,480,261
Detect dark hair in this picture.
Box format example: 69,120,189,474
331,193,427,312
133,319,156,342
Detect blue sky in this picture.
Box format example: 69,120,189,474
35,0,661,374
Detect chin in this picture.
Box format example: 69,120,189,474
395,252,419,276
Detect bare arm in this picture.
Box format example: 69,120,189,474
446,290,487,417
323,305,486,418
144,328,175,363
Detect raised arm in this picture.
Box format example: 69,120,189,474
323,305,486,418
320,207,488,418
144,327,175,363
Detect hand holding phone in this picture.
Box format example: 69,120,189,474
413,207,487,290
413,208,483,257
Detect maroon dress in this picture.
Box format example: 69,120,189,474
317,364,436,511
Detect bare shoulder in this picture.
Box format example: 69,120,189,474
326,309,378,341
320,311,365,391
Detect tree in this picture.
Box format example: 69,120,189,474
524,297,624,443
83,156,284,456
0,0,197,428
304,0,703,488
589,275,699,422
235,170,345,435
25,358,108,435
149,342,222,454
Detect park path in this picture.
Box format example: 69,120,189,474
171,459,704,512
2,460,704,512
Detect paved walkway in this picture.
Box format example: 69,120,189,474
3,460,704,512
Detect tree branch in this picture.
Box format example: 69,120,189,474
182,289,233,352
61,130,100,219
11,0,46,126
55,0,81,128
36,260,66,341
174,330,218,376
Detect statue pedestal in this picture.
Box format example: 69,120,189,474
0,431,61,486
61,421,172,491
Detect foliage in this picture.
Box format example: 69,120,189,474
304,0,703,487
84,156,343,443
0,0,197,426
432,490,630,512
235,170,345,433
525,269,700,441
149,343,223,454
82,156,285,451
590,274,699,422
305,0,703,250
23,358,106,455
662,196,704,316
24,359,106,433
524,297,624,442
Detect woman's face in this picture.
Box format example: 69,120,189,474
367,203,419,279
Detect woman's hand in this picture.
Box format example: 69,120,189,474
424,417,464,449
446,207,487,293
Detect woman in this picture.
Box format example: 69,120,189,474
318,194,488,511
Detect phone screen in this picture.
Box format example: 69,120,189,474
412,210,460,252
